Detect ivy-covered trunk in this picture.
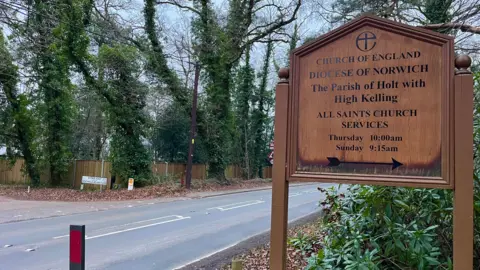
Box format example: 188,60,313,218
98,45,152,186
0,31,40,185
205,62,234,183
42,54,74,185
252,40,273,178
33,0,74,186
235,48,255,179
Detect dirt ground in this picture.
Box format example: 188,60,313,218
0,178,272,202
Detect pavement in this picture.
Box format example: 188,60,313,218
0,195,186,224
0,183,310,224
0,182,339,270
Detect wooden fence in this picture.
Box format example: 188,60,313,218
0,159,273,189
0,159,54,185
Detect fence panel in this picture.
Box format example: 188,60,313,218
1,159,272,187
263,167,273,179
225,165,243,179
0,159,26,184
73,160,112,189
192,164,207,180
152,163,167,176
0,159,68,185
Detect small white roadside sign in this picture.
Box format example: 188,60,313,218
128,178,134,191
81,176,107,185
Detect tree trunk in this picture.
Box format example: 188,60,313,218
244,123,250,178
0,30,41,186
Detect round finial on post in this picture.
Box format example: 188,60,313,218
455,55,472,74
278,67,289,81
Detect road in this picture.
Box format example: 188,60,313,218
0,183,336,270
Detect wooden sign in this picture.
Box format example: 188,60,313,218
288,15,454,188
269,14,473,270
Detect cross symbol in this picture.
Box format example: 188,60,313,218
356,31,377,52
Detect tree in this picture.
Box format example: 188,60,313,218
23,0,78,186
54,0,155,186
98,44,152,186
143,0,194,118
0,0,302,187
0,29,40,185
71,83,108,160
252,40,274,178
156,0,301,183
152,101,208,163
233,47,256,178
288,24,300,63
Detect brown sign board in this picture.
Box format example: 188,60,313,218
271,15,473,270
287,15,455,188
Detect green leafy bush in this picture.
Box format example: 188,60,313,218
288,232,320,257
306,185,460,270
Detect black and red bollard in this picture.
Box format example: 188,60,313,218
70,225,85,270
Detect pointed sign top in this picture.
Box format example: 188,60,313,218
293,14,454,57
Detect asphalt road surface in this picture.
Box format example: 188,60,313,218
0,183,337,270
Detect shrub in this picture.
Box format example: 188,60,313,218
304,184,479,270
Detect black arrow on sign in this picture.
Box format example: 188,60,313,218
327,157,403,170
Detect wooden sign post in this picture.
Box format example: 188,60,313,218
270,15,474,269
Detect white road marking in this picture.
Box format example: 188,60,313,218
289,193,302,197
3,244,12,248
85,216,191,240
207,200,264,211
52,234,69,239
52,215,187,240
53,234,89,239
25,248,35,252
303,190,317,194
108,215,185,229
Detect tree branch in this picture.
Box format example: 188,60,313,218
156,0,201,16
255,38,289,43
243,0,301,49
420,23,480,34
92,5,145,49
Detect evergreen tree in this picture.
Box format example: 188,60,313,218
152,102,208,163
233,47,256,178
252,40,274,178
423,0,453,33
191,0,229,182
27,0,77,185
0,30,40,185
98,45,152,186
190,0,299,183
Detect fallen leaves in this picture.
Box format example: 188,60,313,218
222,221,323,270
0,178,272,202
